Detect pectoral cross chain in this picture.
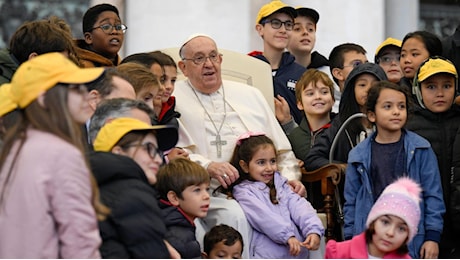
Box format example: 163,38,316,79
210,134,227,158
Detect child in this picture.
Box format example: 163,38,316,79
76,3,126,67
326,177,421,259
0,52,105,258
374,37,403,83
92,117,179,258
344,81,445,258
230,132,324,258
156,157,211,259
202,224,244,259
399,31,442,95
116,62,162,112
406,56,460,258
250,0,306,124
286,69,335,209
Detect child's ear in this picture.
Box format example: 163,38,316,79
255,24,264,37
111,146,123,155
167,191,180,206
84,32,93,45
201,252,208,259
239,160,249,173
367,111,376,123
296,100,304,110
332,67,344,82
87,89,101,111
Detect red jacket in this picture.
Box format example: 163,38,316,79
325,232,411,259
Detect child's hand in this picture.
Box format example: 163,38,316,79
420,241,438,259
287,236,302,256
302,233,321,250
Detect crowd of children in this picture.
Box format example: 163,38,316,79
0,0,459,259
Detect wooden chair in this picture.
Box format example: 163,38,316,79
301,163,346,241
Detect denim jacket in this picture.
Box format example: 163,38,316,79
344,129,445,258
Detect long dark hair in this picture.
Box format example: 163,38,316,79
0,85,110,220
217,135,279,204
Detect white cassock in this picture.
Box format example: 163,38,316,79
175,79,301,258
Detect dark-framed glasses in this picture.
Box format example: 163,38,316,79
182,52,222,65
342,60,365,69
377,54,400,65
124,142,163,159
261,18,294,31
92,24,127,34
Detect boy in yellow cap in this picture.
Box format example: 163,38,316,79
374,37,403,83
406,56,460,258
250,0,306,125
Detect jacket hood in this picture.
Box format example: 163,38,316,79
89,151,149,185
309,51,329,69
340,63,387,112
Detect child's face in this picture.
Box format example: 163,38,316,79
240,145,277,184
337,51,368,92
400,37,430,79
136,86,157,111
287,16,316,55
178,182,210,219
354,74,378,108
67,84,92,124
256,12,293,51
120,134,163,185
297,81,333,117
148,63,167,104
87,11,124,58
162,65,178,103
368,215,409,258
367,88,407,137
377,47,403,83
420,73,456,113
207,240,243,259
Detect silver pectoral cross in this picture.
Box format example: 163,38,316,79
210,134,227,158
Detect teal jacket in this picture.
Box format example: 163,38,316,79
0,49,18,85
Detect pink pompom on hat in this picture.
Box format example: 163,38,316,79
366,177,422,243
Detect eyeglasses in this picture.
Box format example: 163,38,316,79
182,52,222,65
342,60,365,69
377,55,400,65
261,18,294,31
124,142,163,159
92,24,128,34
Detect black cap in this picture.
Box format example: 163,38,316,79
296,7,320,24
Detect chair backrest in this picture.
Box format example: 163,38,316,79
161,47,275,112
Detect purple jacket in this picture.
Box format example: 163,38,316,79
325,232,411,259
233,172,324,258
0,129,101,258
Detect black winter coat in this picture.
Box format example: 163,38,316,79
406,106,460,236
159,200,201,259
89,151,170,259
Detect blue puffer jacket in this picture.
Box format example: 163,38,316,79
344,130,445,259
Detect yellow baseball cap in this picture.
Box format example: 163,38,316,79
256,0,296,25
0,83,18,117
10,52,105,108
93,117,178,152
374,37,402,59
418,57,458,82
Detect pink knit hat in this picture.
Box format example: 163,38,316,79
366,177,422,243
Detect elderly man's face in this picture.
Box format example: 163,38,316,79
179,36,223,94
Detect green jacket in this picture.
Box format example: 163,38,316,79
0,49,18,85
